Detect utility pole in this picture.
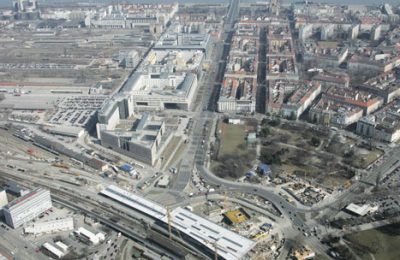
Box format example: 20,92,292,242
224,191,228,211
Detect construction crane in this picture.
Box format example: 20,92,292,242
167,207,172,240
204,239,219,260
166,207,183,241
224,190,229,211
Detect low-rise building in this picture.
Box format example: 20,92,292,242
266,80,299,114
217,77,257,113
359,71,400,103
281,81,322,119
356,99,400,143
345,203,379,216
348,51,400,74
74,227,105,245
267,56,299,80
42,242,66,259
313,72,350,89
24,218,74,236
309,97,364,126
324,86,384,115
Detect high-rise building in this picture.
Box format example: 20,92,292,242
0,190,8,208
12,0,38,13
3,188,52,228
299,24,313,42
370,25,381,41
12,0,40,19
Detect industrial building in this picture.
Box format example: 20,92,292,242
24,217,74,236
345,203,379,216
3,188,52,228
42,242,66,259
100,185,256,260
74,227,105,245
48,95,107,131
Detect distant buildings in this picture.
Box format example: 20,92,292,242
313,72,350,89
118,50,140,69
217,21,259,113
299,24,313,42
86,3,178,34
12,0,40,19
348,51,400,74
154,28,212,57
303,41,349,68
3,188,52,228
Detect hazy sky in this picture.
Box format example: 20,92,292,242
0,0,398,8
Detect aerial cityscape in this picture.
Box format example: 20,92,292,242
0,0,400,259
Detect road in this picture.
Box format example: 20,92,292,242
172,0,240,192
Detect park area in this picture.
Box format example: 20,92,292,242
211,118,257,179
258,118,383,189
344,223,400,260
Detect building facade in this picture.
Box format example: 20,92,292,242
3,188,52,228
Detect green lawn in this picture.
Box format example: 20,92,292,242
345,223,400,260
352,148,383,169
219,122,248,157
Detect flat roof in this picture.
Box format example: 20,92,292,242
164,207,256,260
223,209,249,224
101,185,256,260
345,203,371,216
43,242,65,258
100,185,167,219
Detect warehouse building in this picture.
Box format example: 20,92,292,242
74,227,105,245
24,217,74,236
3,188,52,228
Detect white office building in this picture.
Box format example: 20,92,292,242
3,188,52,228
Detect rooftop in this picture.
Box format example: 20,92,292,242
122,72,197,99
101,185,256,260
219,77,257,101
